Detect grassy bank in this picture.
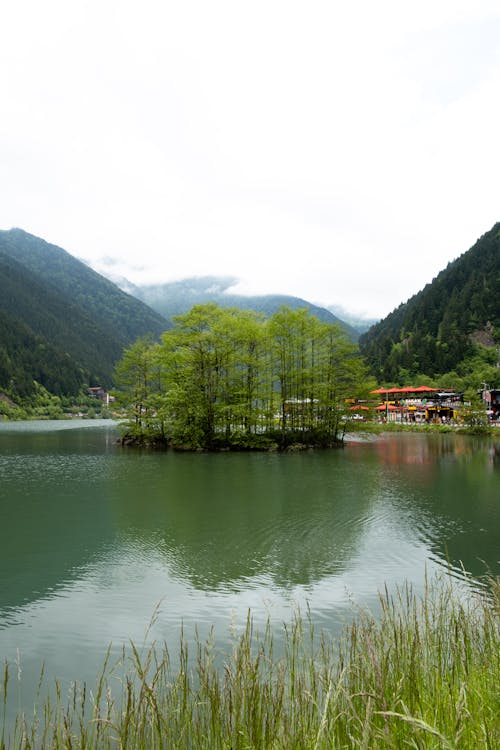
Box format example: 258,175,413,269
2,575,499,749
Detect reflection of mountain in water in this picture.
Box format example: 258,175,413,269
117,436,500,586
109,451,378,591
0,425,116,615
2,426,498,617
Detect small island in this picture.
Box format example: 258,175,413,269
115,304,368,451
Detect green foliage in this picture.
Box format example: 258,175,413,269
459,390,491,430
115,305,369,448
2,574,499,748
114,336,166,440
436,345,500,392
0,397,28,420
23,383,66,419
360,223,500,382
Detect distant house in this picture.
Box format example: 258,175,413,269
87,386,114,405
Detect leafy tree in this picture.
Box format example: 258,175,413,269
115,304,369,448
113,337,165,439
461,390,490,429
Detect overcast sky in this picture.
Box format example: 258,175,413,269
1,1,500,319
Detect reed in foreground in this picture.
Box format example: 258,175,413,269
2,574,499,749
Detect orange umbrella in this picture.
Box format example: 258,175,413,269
371,386,407,394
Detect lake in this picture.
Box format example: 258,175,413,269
0,420,499,720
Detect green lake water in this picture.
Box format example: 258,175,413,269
0,420,499,719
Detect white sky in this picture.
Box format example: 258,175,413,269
1,1,500,319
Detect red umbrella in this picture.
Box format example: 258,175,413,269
372,385,438,394
371,386,408,394
375,404,399,411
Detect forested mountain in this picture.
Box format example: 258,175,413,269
0,229,169,398
123,276,359,341
0,229,168,344
359,223,500,382
0,307,85,398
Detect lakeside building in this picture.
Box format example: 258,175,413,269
87,386,115,406
369,386,464,423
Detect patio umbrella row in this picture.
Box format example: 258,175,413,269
347,386,440,415
370,386,438,394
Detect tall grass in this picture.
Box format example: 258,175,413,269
1,574,499,749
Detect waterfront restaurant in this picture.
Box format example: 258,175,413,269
370,386,464,423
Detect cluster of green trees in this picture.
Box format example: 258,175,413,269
115,304,370,449
0,382,114,421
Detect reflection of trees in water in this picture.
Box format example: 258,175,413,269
488,442,500,468
111,436,499,589
2,428,497,616
111,452,378,591
361,434,500,579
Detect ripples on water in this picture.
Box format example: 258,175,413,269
0,422,498,721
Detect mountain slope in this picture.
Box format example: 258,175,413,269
359,223,500,380
0,307,85,398
0,229,169,348
0,229,170,397
0,251,123,392
125,276,360,341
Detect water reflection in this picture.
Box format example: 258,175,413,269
0,422,117,613
352,433,500,578
1,423,499,727
1,425,498,622
108,451,380,590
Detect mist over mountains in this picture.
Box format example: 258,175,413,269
119,275,360,340
0,229,168,397
1,223,498,404
0,229,357,402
